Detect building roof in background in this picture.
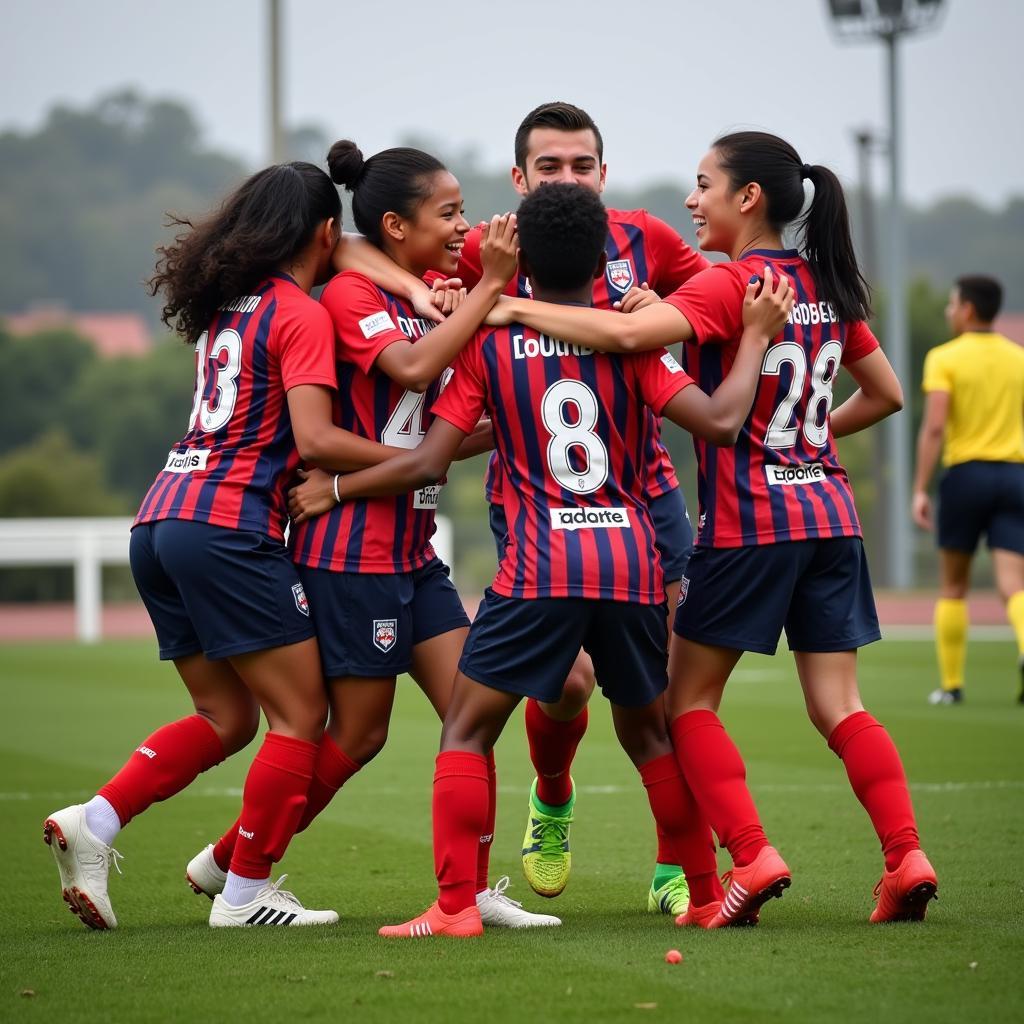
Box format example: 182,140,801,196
997,315,1024,346
2,305,152,357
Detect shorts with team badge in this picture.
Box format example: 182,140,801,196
130,519,316,661
297,556,469,679
459,589,669,707
673,537,880,655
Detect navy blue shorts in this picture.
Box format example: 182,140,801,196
674,538,880,655
130,520,316,661
488,486,693,585
297,557,469,679
459,589,668,707
937,460,1024,555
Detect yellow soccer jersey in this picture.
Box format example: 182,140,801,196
922,331,1024,466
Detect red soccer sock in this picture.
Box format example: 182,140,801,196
671,710,768,869
433,750,490,915
211,732,361,872
525,699,588,807
98,715,225,827
639,753,723,907
476,751,497,894
228,732,317,880
655,823,678,868
828,711,921,871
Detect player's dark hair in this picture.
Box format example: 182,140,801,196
327,139,447,248
955,274,1002,323
148,161,340,343
516,183,608,291
514,101,604,168
713,131,872,324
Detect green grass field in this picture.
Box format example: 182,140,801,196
3,638,1023,1023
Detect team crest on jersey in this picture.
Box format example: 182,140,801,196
291,583,309,617
373,618,397,653
606,259,635,293
678,576,689,606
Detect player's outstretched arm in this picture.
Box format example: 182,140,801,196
487,293,694,353
659,270,793,444
374,214,518,393
830,349,905,439
287,384,401,472
287,419,467,525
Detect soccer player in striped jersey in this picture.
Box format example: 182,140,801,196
456,101,710,916
487,132,938,928
44,162,406,929
189,142,558,929
286,182,793,938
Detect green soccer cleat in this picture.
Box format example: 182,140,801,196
521,779,574,898
648,872,691,916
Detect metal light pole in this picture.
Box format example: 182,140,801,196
825,0,945,589
268,0,285,163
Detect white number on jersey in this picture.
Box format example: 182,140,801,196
541,379,609,493
189,329,243,433
762,340,843,450
381,389,427,449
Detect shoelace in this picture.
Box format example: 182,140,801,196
720,868,734,888
489,876,523,908
872,878,883,901
262,874,302,907
534,815,571,856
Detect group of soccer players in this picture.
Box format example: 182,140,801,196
44,101,938,936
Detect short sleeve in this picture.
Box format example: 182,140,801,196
456,225,485,290
633,348,696,414
640,212,711,295
922,347,953,393
842,320,881,365
274,296,338,392
661,264,746,344
431,329,489,433
319,272,409,375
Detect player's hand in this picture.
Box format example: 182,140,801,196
911,490,933,531
484,294,517,327
288,467,337,525
480,213,519,286
613,283,660,313
430,277,467,318
741,266,793,342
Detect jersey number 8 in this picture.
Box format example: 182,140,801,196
541,379,609,494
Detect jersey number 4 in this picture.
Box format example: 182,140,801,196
762,341,842,449
189,329,242,433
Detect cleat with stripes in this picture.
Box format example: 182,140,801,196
209,875,338,928
521,779,574,898
709,845,790,928
186,844,226,899
648,873,691,916
43,805,122,930
870,850,938,923
378,901,483,939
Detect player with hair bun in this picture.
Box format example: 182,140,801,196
45,161,398,929
491,131,937,928
188,141,559,930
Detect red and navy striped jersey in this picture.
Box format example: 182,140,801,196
290,271,445,573
432,321,695,602
663,249,880,548
135,274,337,541
459,209,709,505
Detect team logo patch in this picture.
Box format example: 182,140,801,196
358,310,397,339
414,484,441,509
291,583,309,617
660,351,684,374
764,463,826,486
678,576,689,606
373,618,397,653
606,259,635,293
550,506,631,531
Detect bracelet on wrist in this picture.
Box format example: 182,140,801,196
332,474,341,504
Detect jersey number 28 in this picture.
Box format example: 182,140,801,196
762,341,842,449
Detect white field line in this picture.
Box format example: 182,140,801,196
6,779,1023,803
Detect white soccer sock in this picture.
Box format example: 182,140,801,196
222,871,270,907
83,795,122,846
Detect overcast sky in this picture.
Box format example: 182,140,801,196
4,1,1019,209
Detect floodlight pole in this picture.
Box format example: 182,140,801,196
269,0,284,163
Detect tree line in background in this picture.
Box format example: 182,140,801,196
0,92,994,598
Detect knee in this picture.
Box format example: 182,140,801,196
199,699,261,756
334,720,389,766
553,666,595,718
805,699,863,740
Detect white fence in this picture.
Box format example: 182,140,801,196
0,516,454,644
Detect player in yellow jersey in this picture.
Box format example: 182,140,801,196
912,275,1024,704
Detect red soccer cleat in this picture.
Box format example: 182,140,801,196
675,901,720,928
870,850,937,923
378,901,483,939
708,845,790,928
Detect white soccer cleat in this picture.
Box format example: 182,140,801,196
209,875,339,927
476,876,561,928
43,804,123,930
186,843,226,899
